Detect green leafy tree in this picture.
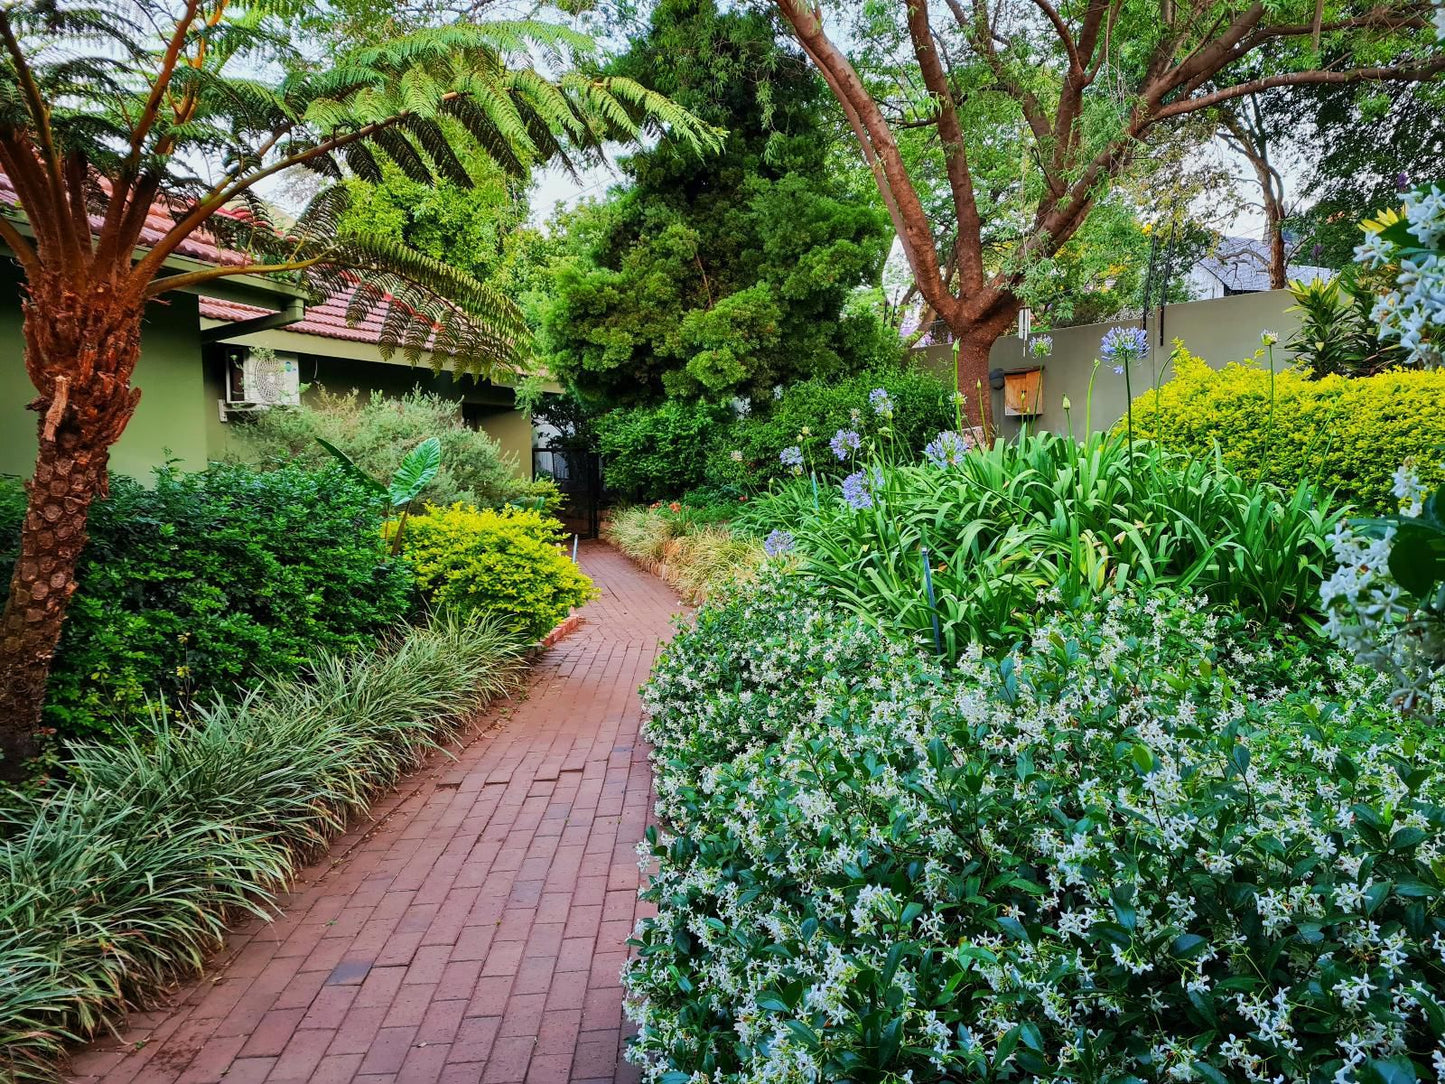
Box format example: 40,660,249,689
0,0,715,777
542,0,896,409
775,0,1444,428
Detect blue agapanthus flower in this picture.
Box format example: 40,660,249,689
763,529,794,557
779,445,804,469
924,429,971,469
841,468,881,510
829,428,862,460
868,388,894,418
1100,326,1149,368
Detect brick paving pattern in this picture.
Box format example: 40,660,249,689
68,543,681,1084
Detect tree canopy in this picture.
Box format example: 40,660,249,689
541,0,897,409
775,0,1445,425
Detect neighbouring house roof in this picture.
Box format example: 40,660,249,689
1195,236,1335,293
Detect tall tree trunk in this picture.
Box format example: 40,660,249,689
0,278,142,781
942,299,1022,435
1266,204,1288,290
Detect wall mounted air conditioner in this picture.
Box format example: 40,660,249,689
223,347,301,410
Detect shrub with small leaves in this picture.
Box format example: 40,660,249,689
0,464,413,746
392,505,597,639
627,582,1445,1084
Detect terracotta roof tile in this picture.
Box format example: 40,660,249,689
200,292,401,348
0,172,252,266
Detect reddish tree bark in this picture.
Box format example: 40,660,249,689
773,0,1445,424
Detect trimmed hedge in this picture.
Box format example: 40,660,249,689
0,464,413,746
1125,344,1445,512
393,505,597,639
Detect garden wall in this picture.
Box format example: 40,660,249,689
912,288,1303,436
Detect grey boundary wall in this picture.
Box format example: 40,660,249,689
911,289,1303,437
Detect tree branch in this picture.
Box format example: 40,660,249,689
142,256,324,299
1155,56,1445,120
906,0,985,295
773,1,949,320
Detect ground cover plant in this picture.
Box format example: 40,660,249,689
0,613,528,1082
0,464,413,749
392,505,597,639
627,580,1445,1082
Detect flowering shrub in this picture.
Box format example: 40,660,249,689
628,585,1445,1083
1355,184,1444,367
1322,462,1445,714
391,505,596,639
709,366,954,491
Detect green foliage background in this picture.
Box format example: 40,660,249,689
234,389,555,510
593,365,955,503
541,0,895,408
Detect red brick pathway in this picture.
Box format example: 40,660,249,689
69,543,681,1084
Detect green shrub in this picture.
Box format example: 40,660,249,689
1126,344,1445,512
594,400,730,502
787,429,1340,659
0,464,413,745
393,505,597,639
234,388,555,510
0,613,528,1082
629,584,1445,1083
707,365,955,491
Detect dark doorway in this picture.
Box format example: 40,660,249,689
534,444,600,539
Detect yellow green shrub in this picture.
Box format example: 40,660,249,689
391,505,598,639
1123,343,1445,512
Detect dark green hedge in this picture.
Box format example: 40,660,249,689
594,366,956,502
0,463,412,744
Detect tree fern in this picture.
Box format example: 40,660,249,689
0,0,721,378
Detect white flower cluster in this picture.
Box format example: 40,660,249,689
1355,185,1445,367
1321,461,1445,712
627,585,1445,1083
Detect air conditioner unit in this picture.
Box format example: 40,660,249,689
224,349,300,409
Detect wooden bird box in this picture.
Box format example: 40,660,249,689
1003,367,1044,417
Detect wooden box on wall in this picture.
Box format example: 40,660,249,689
1003,367,1044,417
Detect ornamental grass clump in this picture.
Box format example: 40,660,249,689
628,582,1445,1083
0,614,527,1082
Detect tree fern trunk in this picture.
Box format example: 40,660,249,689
0,283,142,780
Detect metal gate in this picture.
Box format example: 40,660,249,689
533,444,600,539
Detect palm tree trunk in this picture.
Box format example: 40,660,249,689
0,284,141,780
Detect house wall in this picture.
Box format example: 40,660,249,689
0,264,211,483
913,289,1302,438
204,340,535,479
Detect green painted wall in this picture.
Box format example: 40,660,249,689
0,264,210,484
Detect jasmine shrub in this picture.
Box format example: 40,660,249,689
626,575,1445,1083
0,614,528,1082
